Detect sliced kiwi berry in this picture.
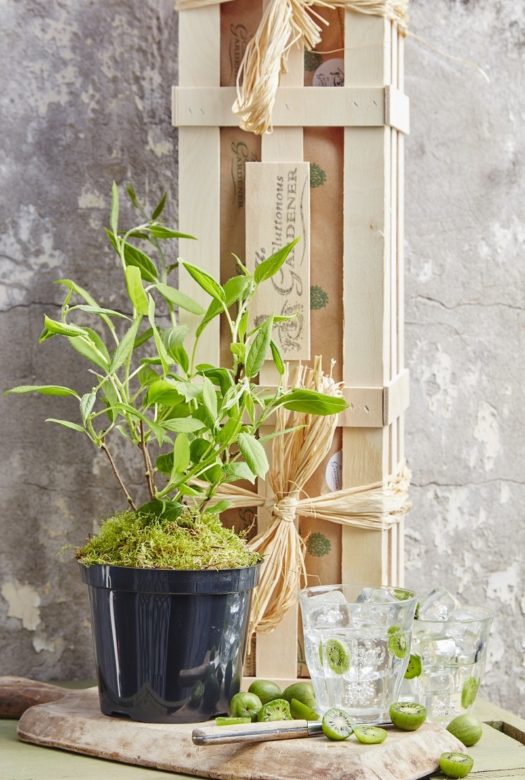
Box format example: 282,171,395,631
461,677,480,709
393,587,413,601
438,751,474,778
290,697,319,720
325,638,351,674
387,626,408,659
215,716,251,726
256,698,293,722
248,679,282,705
322,707,354,741
318,641,324,665
282,682,317,710
404,653,422,679
389,701,427,731
446,714,483,747
353,725,388,744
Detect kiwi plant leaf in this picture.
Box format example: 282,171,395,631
45,418,86,433
279,389,347,416
180,260,225,302
154,283,204,315
148,225,196,241
5,384,80,399
270,339,284,375
253,238,299,285
245,317,273,378
161,417,206,433
105,230,158,282
110,181,119,234
150,192,167,221
238,432,269,479
173,432,190,472
125,265,149,315
110,317,142,373
39,316,86,342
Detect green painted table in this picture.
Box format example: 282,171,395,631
1,697,524,779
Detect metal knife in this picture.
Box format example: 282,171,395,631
192,719,394,746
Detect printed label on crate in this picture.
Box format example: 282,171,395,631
325,450,342,491
313,58,345,87
245,161,310,360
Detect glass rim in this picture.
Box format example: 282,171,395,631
299,583,418,607
415,606,494,624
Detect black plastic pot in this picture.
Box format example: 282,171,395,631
80,563,259,723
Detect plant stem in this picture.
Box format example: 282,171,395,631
139,420,156,500
100,442,137,511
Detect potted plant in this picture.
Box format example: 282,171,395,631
6,184,347,723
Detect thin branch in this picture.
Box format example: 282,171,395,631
100,443,137,511
139,420,156,500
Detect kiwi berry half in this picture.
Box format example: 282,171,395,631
325,638,351,674
256,698,292,722
439,751,474,778
404,653,422,679
389,701,427,731
322,708,353,741
461,677,480,709
353,725,388,744
387,626,408,659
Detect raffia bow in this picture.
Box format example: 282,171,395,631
208,357,411,637
175,0,408,134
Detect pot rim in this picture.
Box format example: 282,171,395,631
79,560,261,595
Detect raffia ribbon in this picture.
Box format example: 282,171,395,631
207,357,411,636
175,0,408,134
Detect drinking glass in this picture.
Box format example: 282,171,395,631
299,584,417,724
402,606,493,722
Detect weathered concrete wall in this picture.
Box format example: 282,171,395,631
404,1,525,715
0,1,523,715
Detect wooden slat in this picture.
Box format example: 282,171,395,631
396,31,406,584
257,370,409,428
254,22,304,680
388,20,399,585
178,7,221,365
173,86,409,129
385,86,410,134
342,11,392,588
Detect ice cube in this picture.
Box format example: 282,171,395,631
308,589,349,628
434,637,458,661
356,587,397,604
310,588,348,605
310,605,349,628
418,588,461,621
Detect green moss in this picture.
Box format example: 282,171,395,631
77,509,261,570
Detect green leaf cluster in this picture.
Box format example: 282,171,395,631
5,184,348,541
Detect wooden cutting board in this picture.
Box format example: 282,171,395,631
14,685,466,780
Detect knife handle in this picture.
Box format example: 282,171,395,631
193,719,319,745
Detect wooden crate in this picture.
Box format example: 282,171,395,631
173,0,409,681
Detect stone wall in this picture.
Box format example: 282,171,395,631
1,1,523,715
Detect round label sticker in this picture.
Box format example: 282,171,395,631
325,450,342,492
312,58,345,87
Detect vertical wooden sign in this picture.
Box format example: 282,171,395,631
245,162,311,361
